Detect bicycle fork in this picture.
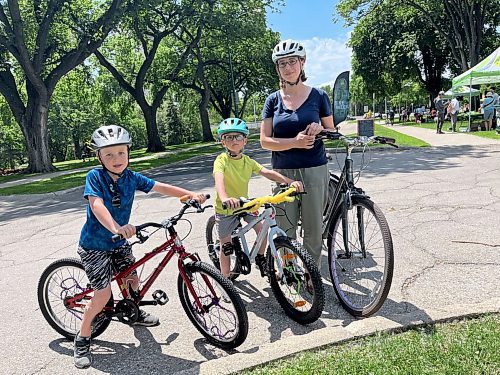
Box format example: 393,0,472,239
341,193,367,259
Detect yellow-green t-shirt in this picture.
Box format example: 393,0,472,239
213,153,263,214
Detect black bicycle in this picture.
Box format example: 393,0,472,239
317,130,396,317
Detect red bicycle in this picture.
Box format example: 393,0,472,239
37,196,248,350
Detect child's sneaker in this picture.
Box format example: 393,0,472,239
74,333,92,369
254,254,267,278
134,310,160,326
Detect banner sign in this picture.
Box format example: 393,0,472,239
333,71,350,126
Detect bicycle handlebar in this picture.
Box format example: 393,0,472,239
111,194,211,243
224,187,304,214
316,130,398,148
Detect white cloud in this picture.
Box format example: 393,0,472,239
300,37,352,88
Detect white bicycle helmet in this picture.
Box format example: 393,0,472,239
272,39,306,63
91,125,132,151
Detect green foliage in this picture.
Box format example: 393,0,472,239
0,98,26,170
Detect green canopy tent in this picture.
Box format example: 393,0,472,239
452,46,500,131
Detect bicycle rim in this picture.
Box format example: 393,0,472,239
38,258,111,339
328,198,394,317
267,237,324,324
206,215,240,280
178,262,247,349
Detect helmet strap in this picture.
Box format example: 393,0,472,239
278,69,303,88
224,146,244,158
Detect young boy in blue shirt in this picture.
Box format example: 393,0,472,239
213,118,303,278
74,125,207,369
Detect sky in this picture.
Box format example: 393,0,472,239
266,0,352,88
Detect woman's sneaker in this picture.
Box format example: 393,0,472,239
74,333,92,369
133,310,160,326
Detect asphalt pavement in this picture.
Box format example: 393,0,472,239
1,126,500,374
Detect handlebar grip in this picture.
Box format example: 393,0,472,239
317,130,342,140
222,199,244,210
112,234,123,243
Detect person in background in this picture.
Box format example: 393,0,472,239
448,95,460,132
433,91,448,134
481,92,495,131
490,87,498,130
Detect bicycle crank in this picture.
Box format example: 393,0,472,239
115,299,139,325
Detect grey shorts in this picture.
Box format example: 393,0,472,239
483,110,494,120
77,244,137,291
215,213,257,239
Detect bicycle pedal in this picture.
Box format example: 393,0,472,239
152,290,169,305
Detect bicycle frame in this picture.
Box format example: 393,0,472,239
231,205,288,278
322,142,370,256
64,221,216,315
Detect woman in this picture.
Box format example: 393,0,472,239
260,39,335,268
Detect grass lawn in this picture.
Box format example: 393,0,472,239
325,124,429,149
243,314,500,375
396,120,500,140
0,143,221,195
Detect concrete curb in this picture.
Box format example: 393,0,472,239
174,298,500,375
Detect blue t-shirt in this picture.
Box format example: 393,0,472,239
79,168,156,251
262,87,332,169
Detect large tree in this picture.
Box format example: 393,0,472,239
337,0,500,71
347,3,449,101
95,0,213,152
0,0,124,172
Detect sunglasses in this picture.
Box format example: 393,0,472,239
223,134,246,141
110,182,121,208
277,57,299,69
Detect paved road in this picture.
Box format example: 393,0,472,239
1,139,500,374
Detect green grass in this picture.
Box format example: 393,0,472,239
325,124,429,148
397,120,500,140
243,314,500,375
0,143,221,195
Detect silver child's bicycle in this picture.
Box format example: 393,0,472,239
206,187,325,324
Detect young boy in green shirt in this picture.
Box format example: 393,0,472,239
213,118,303,278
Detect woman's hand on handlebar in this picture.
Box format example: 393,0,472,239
304,122,324,136
222,197,241,210
295,131,315,149
115,223,136,239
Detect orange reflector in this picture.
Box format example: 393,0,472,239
282,254,296,261
294,300,307,307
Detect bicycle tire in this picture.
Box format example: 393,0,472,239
37,258,113,340
327,197,394,317
267,236,325,324
205,215,241,281
177,261,248,349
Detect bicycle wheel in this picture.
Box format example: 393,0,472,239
327,197,394,317
267,236,325,324
37,258,113,340
205,215,241,281
177,261,248,349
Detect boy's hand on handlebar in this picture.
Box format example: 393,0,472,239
191,193,208,204
290,180,304,192
115,224,136,239
222,197,241,210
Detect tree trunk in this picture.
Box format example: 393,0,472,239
140,103,165,152
22,94,55,173
199,90,214,142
